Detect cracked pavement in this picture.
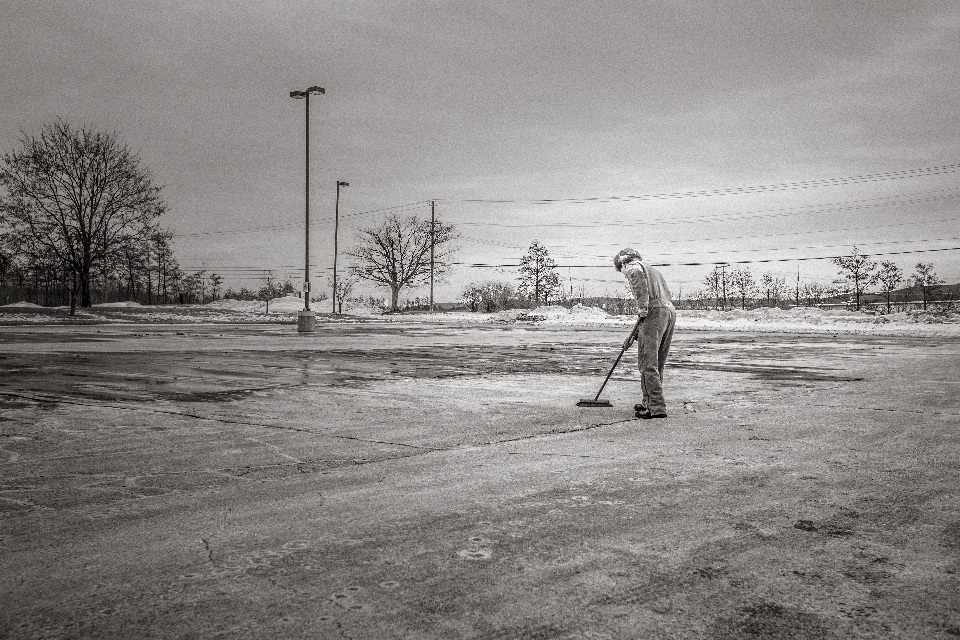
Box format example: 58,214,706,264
1,322,958,639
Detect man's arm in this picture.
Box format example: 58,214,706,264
626,264,650,318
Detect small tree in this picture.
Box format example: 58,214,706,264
481,281,515,312
260,270,278,313
760,273,788,307
208,273,223,302
832,246,878,311
876,261,903,313
800,281,829,307
517,240,561,306
327,273,356,314
704,270,722,309
348,213,459,311
912,263,943,310
461,283,483,312
728,267,756,310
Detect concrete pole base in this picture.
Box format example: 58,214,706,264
297,310,316,333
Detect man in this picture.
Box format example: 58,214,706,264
614,248,676,419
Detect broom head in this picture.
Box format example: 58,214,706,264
577,398,613,408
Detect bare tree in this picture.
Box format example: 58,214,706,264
760,273,788,307
208,273,223,302
327,273,355,314
911,262,943,310
728,267,756,310
480,281,514,312
461,283,483,312
348,214,459,311
703,270,722,309
0,121,166,314
801,281,829,307
462,280,515,312
876,261,903,313
832,246,878,311
260,270,279,313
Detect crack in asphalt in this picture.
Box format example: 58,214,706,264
201,538,214,563
0,390,440,452
478,418,637,446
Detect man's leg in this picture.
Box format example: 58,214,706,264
638,308,670,416
657,307,676,381
638,344,649,411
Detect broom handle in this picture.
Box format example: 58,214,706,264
593,315,643,401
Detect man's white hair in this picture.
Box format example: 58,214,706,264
614,248,643,272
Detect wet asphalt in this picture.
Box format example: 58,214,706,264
1,322,958,639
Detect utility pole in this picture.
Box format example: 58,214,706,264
721,264,728,310
332,181,349,313
796,267,801,306
429,200,435,311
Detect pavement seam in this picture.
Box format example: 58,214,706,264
0,390,441,451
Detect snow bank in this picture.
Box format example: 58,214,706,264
205,296,307,313
3,299,957,336
206,298,267,312
93,301,142,308
449,305,960,336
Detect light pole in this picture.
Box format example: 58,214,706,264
289,85,325,332
332,181,349,314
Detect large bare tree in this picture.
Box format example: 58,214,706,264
348,213,459,311
0,121,166,312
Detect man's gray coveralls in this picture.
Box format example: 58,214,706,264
622,259,676,417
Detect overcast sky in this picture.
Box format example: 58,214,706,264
3,1,959,302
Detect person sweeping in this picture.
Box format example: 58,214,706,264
613,248,676,419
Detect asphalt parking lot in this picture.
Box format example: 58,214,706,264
1,322,958,639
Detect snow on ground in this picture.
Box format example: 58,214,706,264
2,298,958,336
393,304,960,337
1,301,42,308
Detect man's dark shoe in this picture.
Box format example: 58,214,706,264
635,410,667,419
634,403,647,412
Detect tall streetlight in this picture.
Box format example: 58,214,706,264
332,180,349,314
289,85,325,332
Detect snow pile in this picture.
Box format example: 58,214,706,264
261,295,305,313
0,313,48,323
674,307,960,336
339,299,387,316
206,298,267,313
2,301,42,308
487,305,612,324
468,305,960,336
93,301,142,308
206,295,305,314
568,304,612,319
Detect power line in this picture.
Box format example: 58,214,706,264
441,163,959,205
543,214,960,249
455,244,960,269
454,187,960,229
172,200,430,238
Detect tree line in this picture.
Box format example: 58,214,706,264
2,122,953,316
0,121,464,314
688,247,948,312
0,121,239,312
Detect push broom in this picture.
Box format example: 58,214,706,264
577,316,643,408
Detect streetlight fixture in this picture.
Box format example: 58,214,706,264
332,180,349,313
289,85,325,332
